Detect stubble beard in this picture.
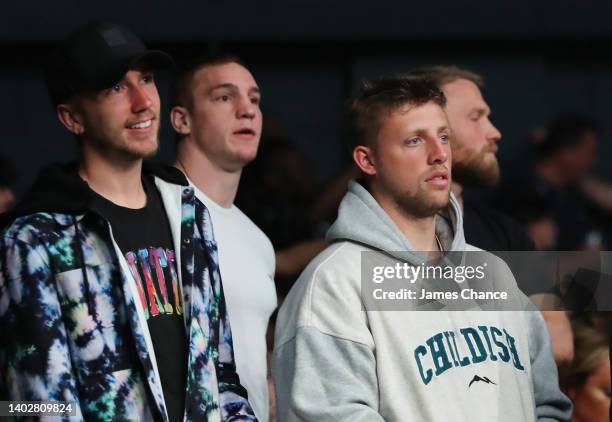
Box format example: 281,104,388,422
93,124,160,162
383,177,450,219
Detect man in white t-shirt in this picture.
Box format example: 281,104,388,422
170,56,277,421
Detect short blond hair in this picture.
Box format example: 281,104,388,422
411,65,484,89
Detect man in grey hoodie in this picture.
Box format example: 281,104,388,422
273,76,572,421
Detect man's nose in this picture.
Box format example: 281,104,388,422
131,85,153,112
487,118,502,143
237,96,256,119
428,139,449,165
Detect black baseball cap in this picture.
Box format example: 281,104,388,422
45,21,174,106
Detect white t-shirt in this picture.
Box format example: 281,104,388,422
192,183,277,421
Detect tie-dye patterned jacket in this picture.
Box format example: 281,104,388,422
0,163,257,421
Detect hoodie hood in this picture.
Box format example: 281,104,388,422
326,179,466,262
0,161,188,230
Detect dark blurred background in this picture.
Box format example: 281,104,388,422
2,1,612,197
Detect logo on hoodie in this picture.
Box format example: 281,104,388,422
414,325,524,385
468,375,496,387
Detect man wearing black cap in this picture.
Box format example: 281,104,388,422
0,22,255,422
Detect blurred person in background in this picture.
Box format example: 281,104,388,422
560,314,610,422
416,66,573,366
500,113,610,251
237,128,357,298
512,191,558,251
0,154,17,213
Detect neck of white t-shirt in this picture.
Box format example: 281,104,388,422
175,141,241,209
189,179,238,216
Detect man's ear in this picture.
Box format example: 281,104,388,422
56,104,85,135
170,106,191,136
353,145,377,176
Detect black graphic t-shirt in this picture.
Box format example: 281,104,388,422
93,175,187,422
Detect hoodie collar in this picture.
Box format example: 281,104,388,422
326,179,466,262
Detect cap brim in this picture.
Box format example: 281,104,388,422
129,50,175,70
89,50,174,91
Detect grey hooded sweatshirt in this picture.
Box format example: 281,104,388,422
273,180,571,422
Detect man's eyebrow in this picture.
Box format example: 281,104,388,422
470,106,490,116
208,83,239,94
208,83,261,96
409,128,429,136
407,126,449,137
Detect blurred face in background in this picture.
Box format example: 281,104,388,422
556,131,597,183
0,186,15,213
569,358,611,422
441,78,501,186
527,217,558,251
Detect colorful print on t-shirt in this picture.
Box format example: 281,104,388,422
125,246,183,319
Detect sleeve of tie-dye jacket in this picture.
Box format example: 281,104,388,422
0,234,85,420
199,202,257,421
217,282,258,421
